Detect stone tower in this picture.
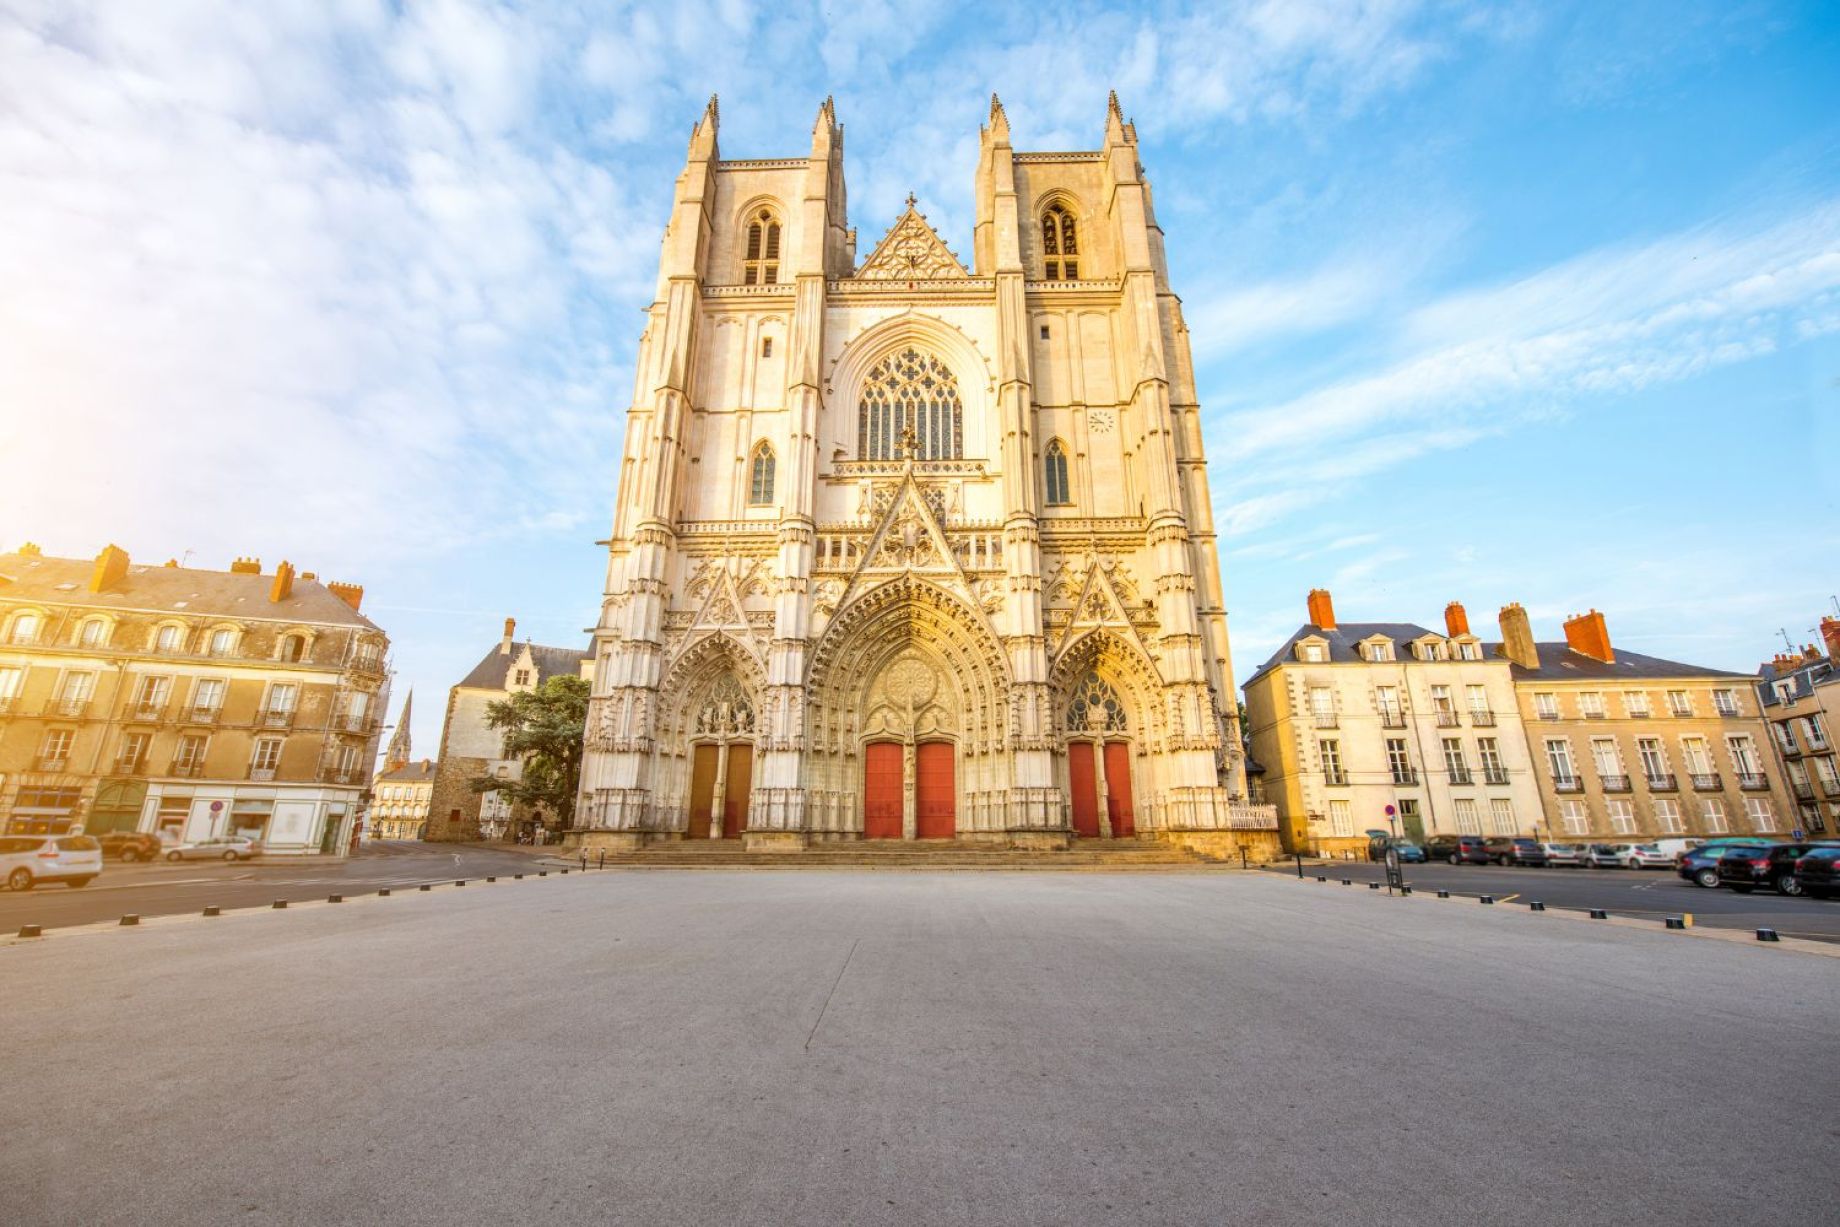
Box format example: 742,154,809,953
383,689,413,773
574,95,1274,854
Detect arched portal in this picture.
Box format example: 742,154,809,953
804,577,1012,838
1051,630,1163,838
656,634,764,838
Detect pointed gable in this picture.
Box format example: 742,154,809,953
854,196,969,280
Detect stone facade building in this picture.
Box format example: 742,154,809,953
1244,590,1546,857
1757,617,1840,837
0,543,387,854
365,691,433,840
424,619,590,842
1497,605,1790,843
574,96,1275,853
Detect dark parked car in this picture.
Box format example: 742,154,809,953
1678,840,1771,889
1425,835,1491,865
1794,847,1840,899
1715,843,1830,896
1484,837,1548,867
94,831,163,862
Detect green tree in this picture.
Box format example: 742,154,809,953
470,674,590,829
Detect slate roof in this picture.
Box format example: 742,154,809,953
1756,655,1838,708
0,551,378,630
376,759,436,784
457,640,591,690
1247,622,1442,683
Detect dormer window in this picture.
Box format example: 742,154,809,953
1299,641,1327,663
1418,640,1447,661
78,618,109,647
1040,204,1078,280
1362,641,1392,663
743,208,781,285
1457,641,1481,661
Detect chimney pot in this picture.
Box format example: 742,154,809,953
500,617,517,655
17,542,42,556
1306,588,1336,631
1445,601,1470,638
230,556,262,575
326,581,364,611
1497,602,1538,669
1820,616,1840,662
89,544,130,594
1562,609,1614,664
269,560,296,604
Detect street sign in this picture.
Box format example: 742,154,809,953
1793,828,1806,840
209,801,224,812
1384,804,1396,816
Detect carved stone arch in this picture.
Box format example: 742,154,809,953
731,193,788,236
825,308,996,405
657,632,766,739
1050,628,1164,742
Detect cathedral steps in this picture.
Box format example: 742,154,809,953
584,838,1231,871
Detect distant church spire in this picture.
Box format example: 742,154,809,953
384,689,413,771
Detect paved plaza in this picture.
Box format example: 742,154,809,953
6,871,1835,1225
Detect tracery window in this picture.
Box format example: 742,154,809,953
749,442,775,505
1041,204,1078,280
1044,439,1071,505
695,673,755,735
743,208,781,285
1066,670,1127,733
857,347,964,460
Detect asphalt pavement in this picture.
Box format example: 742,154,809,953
1260,857,1840,943
3,870,1834,1226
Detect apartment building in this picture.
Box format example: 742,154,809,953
0,543,388,854
1244,590,1545,857
1497,605,1789,843
1756,617,1840,836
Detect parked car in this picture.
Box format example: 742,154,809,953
0,834,102,891
1716,843,1829,896
1484,837,1548,867
1390,841,1428,864
1678,840,1772,888
1617,844,1675,870
1650,837,1705,862
164,836,261,862
1541,843,1589,867
1425,835,1492,865
94,831,164,862
1794,847,1840,899
1582,844,1629,868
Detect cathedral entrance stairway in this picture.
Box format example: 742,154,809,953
586,837,1230,871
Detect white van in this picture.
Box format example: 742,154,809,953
0,834,103,891
1649,837,1705,862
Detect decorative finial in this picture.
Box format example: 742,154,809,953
898,423,920,461
905,191,917,209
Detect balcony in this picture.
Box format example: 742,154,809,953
129,703,167,724
1628,709,1652,719
169,762,205,779
1538,710,1560,722
1435,711,1459,728
36,756,70,772
1690,773,1722,792
1793,781,1816,801
1823,776,1840,798
1714,705,1742,719
1811,734,1833,753
1469,710,1496,727
1553,776,1585,794
1483,768,1510,786
322,768,360,785
259,708,294,730
1447,769,1473,786
1645,773,1679,792
188,706,220,725
1311,713,1338,729
1392,770,1420,787
1322,771,1349,787
42,698,89,718
1582,710,1607,720
114,756,147,776
1737,772,1770,791
249,766,278,782
1600,774,1631,793
1379,711,1406,729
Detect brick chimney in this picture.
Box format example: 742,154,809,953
269,560,295,603
230,556,262,575
1497,603,1538,669
1822,616,1840,662
1562,609,1614,664
500,616,517,655
89,543,130,593
17,542,42,556
326,581,364,611
1445,601,1470,638
1306,588,1335,631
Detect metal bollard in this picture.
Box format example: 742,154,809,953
1295,852,1304,879
419,884,432,892
514,873,524,880
1400,886,1413,896
272,900,287,909
1589,908,1607,919
486,876,496,883
598,850,606,870
1340,878,1352,886
1316,875,1327,883
1479,895,1495,905
1436,890,1450,899
1529,901,1546,912
455,880,466,887
1665,916,1686,930
203,906,221,917
328,895,344,903
378,889,391,897
1368,882,1381,890
119,914,140,926
538,871,547,877
1756,928,1780,942
17,923,43,937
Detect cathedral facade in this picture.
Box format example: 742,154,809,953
574,95,1277,853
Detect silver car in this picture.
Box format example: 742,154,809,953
1542,842,1589,867
1617,843,1674,870
164,836,261,862
1,834,103,890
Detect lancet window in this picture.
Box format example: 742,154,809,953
1041,205,1078,281
857,347,964,461
1044,439,1071,505
749,442,775,505
743,208,781,285
1067,671,1127,733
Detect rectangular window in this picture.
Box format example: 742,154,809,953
1489,798,1516,835
1300,643,1325,662
1465,684,1489,715
1654,798,1683,834
134,675,172,712
1590,737,1620,777
1421,641,1447,661
1606,799,1635,835
1441,738,1469,781
1308,687,1335,727
1579,691,1606,719
252,738,283,773
1560,799,1590,835
1744,797,1775,832
268,682,297,712
1681,736,1713,775
1804,715,1830,750
0,665,21,701
1376,685,1401,724
117,731,151,771
1545,738,1575,783
1727,735,1760,777
173,734,208,773
1535,692,1558,720
192,677,226,717
1712,688,1739,717
60,671,95,701
1386,738,1413,783
1458,641,1481,661
1815,757,1840,790
1700,798,1728,834
1636,738,1668,779
1327,799,1353,837
1774,722,1798,754
1319,739,1345,785
1430,685,1454,713
1623,690,1650,718
1454,798,1481,834
42,729,75,759
1666,689,1692,717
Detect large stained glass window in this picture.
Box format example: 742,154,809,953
857,347,964,460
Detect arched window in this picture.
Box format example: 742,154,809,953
77,617,110,647
279,633,306,663
1041,204,1078,280
8,611,41,644
743,208,781,285
1067,670,1127,733
1044,439,1072,505
152,623,185,653
749,442,776,505
857,347,964,461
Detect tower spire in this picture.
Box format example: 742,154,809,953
384,689,413,772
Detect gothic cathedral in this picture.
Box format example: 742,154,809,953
575,94,1278,854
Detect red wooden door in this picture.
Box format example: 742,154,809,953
1068,742,1099,838
722,744,753,839
687,745,717,840
915,741,956,839
863,742,904,839
1104,741,1136,837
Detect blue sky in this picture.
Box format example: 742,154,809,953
1,0,1836,759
